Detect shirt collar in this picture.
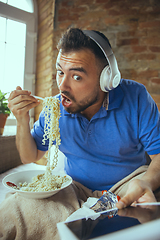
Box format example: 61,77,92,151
102,92,109,110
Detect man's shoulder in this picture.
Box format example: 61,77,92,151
120,79,145,88
119,79,147,94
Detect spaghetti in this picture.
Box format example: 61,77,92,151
42,97,61,174
11,96,67,193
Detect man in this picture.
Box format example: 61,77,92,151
8,28,160,209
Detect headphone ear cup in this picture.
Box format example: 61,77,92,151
100,65,121,92
83,30,121,92
100,65,111,92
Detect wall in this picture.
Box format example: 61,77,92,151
35,0,160,118
35,0,57,121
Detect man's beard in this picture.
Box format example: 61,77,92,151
61,88,101,114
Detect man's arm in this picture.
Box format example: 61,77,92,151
8,86,45,164
142,154,160,191
116,153,160,209
16,122,45,164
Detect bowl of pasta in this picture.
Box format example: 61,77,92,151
3,170,72,199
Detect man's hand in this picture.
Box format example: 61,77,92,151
116,179,156,209
8,86,40,125
8,86,43,164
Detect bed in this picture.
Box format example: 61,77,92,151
1,136,160,240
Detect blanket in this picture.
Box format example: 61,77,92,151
0,165,159,240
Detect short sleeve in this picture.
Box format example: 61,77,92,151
138,86,160,155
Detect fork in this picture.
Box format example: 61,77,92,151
32,95,44,101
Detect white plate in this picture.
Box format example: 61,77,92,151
2,170,72,199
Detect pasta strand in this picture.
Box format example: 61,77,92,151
42,97,61,175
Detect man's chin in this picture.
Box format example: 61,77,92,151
63,103,90,114
63,106,80,114
64,106,74,114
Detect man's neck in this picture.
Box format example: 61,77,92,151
81,92,107,121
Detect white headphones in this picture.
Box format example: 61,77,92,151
83,30,121,92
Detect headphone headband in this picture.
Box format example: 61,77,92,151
83,30,113,57
83,30,121,91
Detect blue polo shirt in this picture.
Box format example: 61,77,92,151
31,79,160,191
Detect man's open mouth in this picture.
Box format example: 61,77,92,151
61,94,72,107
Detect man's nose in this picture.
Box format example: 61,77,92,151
57,75,70,91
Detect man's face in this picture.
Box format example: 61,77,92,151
56,48,104,116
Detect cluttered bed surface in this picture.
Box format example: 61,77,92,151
0,155,104,240
0,136,76,240
1,136,160,240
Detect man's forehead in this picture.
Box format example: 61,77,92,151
56,49,96,68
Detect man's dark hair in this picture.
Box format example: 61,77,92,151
57,28,110,67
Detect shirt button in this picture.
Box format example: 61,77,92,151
88,130,92,135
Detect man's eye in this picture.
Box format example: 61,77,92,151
73,75,81,81
57,70,63,76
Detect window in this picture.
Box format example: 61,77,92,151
0,0,37,135
0,17,26,94
0,0,34,13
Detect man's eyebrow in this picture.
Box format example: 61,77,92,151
69,67,87,74
56,62,61,68
56,63,87,74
